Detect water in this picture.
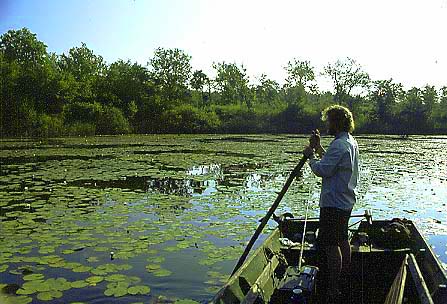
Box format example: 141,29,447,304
1,134,446,303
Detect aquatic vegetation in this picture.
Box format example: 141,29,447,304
104,281,129,297
174,299,201,304
127,285,151,295
1,134,446,302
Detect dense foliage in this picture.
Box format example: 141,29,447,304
1,28,446,136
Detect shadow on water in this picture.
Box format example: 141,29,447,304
0,154,115,165
0,142,183,150
133,149,256,158
0,200,40,219
197,136,281,143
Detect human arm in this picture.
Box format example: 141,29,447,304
310,129,325,158
315,144,325,158
309,140,345,177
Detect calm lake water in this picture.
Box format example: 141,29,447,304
1,134,446,303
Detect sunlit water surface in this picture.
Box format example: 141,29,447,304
1,134,446,303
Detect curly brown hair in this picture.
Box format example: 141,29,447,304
322,105,355,133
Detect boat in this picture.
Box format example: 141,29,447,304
211,211,447,304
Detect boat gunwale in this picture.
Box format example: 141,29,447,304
210,228,281,303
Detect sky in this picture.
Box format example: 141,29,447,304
1,0,447,90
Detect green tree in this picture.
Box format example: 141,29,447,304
369,79,403,129
0,28,61,136
430,87,446,131
0,27,48,66
438,87,447,130
422,85,438,125
57,43,106,105
399,87,429,133
149,47,192,106
254,74,280,105
58,42,105,82
96,105,131,135
213,62,250,107
323,57,370,108
190,69,209,107
284,59,315,91
104,59,150,118
160,104,220,133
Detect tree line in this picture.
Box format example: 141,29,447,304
1,28,446,137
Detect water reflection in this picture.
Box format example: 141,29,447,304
187,164,222,177
63,163,287,198
148,177,212,196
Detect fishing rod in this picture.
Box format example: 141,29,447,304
298,182,313,270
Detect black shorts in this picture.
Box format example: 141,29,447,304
317,207,352,246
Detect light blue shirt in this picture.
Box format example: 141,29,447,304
308,132,359,211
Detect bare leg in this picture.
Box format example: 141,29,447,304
324,245,342,298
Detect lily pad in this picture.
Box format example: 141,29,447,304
104,281,129,297
164,246,180,252
145,264,161,272
152,268,172,277
93,246,109,252
105,274,128,282
46,278,71,291
91,263,132,275
114,251,135,259
1,295,32,304
21,280,50,293
37,290,63,301
16,287,36,295
71,280,89,288
147,256,165,263
85,276,104,285
86,256,99,263
127,285,150,295
23,273,44,281
72,265,92,273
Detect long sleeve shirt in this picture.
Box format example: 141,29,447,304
308,132,359,211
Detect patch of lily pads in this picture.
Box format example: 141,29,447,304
1,134,447,303
103,277,150,298
15,277,71,300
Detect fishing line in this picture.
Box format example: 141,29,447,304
298,180,314,270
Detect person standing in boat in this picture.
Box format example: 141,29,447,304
303,105,359,303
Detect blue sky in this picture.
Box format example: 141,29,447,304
0,0,200,63
1,0,447,89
